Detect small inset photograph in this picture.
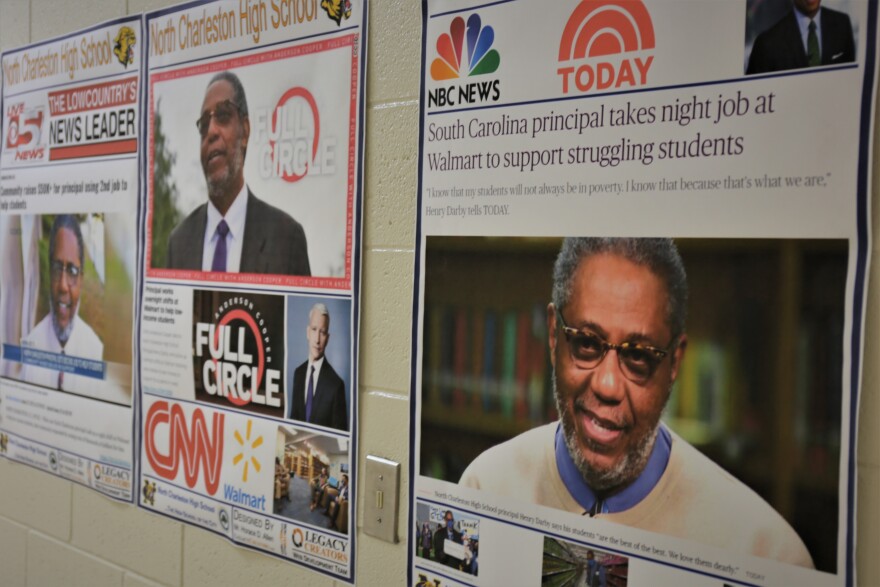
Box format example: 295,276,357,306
415,502,480,576
285,295,352,432
0,213,134,405
744,0,857,74
272,425,349,534
542,537,629,586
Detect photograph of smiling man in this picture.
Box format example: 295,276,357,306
420,236,847,572
5,213,136,405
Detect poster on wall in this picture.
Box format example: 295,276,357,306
410,1,876,586
137,0,366,581
0,17,142,502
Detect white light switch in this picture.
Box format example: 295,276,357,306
364,455,400,543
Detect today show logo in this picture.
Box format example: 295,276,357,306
557,0,655,94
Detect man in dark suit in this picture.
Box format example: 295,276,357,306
289,303,347,431
166,71,310,276
747,0,855,74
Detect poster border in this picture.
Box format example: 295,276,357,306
407,1,880,585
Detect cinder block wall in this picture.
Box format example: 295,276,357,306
0,1,877,585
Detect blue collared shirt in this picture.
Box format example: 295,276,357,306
555,423,671,515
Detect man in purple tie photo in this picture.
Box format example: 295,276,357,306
166,70,311,276
289,303,347,431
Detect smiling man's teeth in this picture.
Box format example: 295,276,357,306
592,417,615,431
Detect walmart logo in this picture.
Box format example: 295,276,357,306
431,14,500,80
232,420,263,483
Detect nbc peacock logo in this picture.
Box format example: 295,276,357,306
428,13,501,108
557,0,655,94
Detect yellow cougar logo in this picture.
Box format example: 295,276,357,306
321,0,352,25
114,26,136,67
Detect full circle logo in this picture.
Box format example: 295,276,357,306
292,528,304,548
253,87,336,183
193,292,285,417
557,0,655,94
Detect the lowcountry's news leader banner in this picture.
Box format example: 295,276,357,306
420,236,846,574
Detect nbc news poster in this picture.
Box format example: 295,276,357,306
0,17,142,502
137,0,366,580
411,0,877,586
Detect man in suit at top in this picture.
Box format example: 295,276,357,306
289,303,348,431
166,71,311,276
747,0,855,74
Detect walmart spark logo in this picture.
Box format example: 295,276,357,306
557,0,655,94
427,13,501,107
232,420,263,482
431,14,500,80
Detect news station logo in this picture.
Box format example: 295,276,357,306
144,401,225,495
113,26,136,68
192,291,285,418
557,0,655,94
5,103,46,161
253,87,336,183
428,13,501,108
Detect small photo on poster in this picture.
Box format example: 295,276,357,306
420,236,846,573
415,502,480,577
146,38,356,285
0,213,134,405
744,0,858,75
285,295,352,432
543,537,629,586
272,424,349,535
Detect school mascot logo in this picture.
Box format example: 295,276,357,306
143,480,157,505
113,26,136,68
557,0,655,94
321,0,352,25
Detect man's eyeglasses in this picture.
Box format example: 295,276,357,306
554,306,672,384
196,100,241,137
50,260,81,282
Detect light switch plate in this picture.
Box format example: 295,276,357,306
363,455,400,543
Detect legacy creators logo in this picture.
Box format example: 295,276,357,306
428,13,500,108
557,0,655,94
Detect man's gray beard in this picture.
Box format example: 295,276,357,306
553,368,661,493
206,135,245,202
51,301,77,345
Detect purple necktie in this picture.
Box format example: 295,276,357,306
305,365,315,422
211,220,229,272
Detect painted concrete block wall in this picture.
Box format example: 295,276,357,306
0,0,877,585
